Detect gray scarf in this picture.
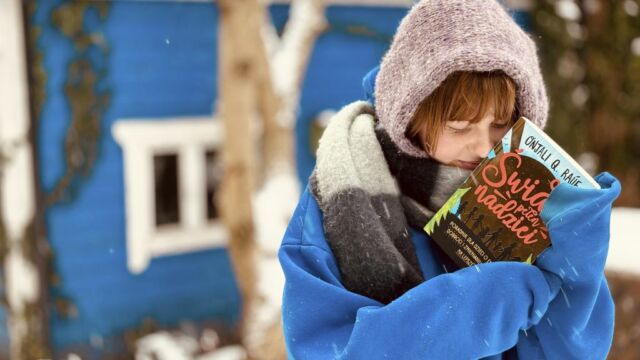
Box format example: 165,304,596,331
309,101,471,304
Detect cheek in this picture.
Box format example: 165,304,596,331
432,134,462,160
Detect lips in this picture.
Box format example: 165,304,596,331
458,160,481,170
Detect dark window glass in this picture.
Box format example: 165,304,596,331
154,154,180,226
205,150,223,220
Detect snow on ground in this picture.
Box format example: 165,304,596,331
251,170,300,352
135,330,246,360
606,207,640,275
196,346,246,360
129,206,639,360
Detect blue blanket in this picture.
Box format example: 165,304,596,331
278,172,620,359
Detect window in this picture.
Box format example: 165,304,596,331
205,150,222,221
154,154,180,226
113,117,228,274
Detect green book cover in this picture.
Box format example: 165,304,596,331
424,117,600,269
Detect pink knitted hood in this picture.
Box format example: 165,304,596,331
374,0,549,158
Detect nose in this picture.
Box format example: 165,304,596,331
472,131,494,159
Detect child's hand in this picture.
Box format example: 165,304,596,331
535,172,621,285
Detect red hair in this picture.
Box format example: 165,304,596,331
407,71,520,154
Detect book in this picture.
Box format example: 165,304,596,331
424,116,600,269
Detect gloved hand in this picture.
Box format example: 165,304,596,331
535,172,621,286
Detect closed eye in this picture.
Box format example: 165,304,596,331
447,126,470,134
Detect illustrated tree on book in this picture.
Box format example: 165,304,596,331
476,226,490,241
497,243,518,261
463,206,478,224
456,201,468,219
484,228,504,250
424,187,470,235
470,214,486,231
424,117,599,269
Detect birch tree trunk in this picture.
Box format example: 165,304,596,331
250,2,326,359
0,0,50,358
218,0,326,358
217,0,260,357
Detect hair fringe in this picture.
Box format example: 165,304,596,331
407,71,520,154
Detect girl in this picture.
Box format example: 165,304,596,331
279,0,621,358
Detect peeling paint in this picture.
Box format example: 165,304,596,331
0,1,53,358
0,215,51,359
24,1,47,124
9,1,111,358
46,1,111,206
17,273,49,360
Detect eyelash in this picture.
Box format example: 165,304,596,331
448,127,469,134
447,123,509,134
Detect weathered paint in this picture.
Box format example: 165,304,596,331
29,1,240,357
295,5,408,185
19,0,532,358
0,0,50,358
46,1,110,206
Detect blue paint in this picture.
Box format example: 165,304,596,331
32,2,409,352
296,6,408,186
269,4,290,34
0,271,8,359
35,0,79,193
294,7,532,187
511,10,532,31
106,2,218,119
32,0,239,353
23,0,534,356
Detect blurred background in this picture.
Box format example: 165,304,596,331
0,0,638,359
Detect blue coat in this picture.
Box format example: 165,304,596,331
278,172,621,359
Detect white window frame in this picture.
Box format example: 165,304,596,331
113,117,228,274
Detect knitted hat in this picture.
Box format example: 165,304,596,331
375,0,549,158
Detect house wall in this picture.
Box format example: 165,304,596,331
24,0,529,358
294,5,408,185
27,1,409,357
29,1,239,357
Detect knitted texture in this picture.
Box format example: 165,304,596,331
309,101,470,303
375,0,549,158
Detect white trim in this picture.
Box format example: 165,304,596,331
113,117,228,274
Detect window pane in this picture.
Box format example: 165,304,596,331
205,150,223,220
154,154,180,226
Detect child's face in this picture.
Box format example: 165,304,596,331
428,108,511,170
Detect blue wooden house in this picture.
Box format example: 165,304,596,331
0,0,528,358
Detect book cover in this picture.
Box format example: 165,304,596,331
424,117,600,269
